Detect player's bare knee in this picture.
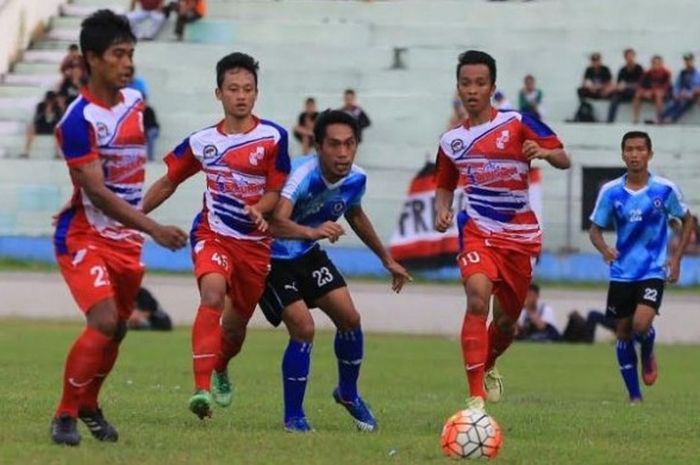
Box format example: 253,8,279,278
495,314,516,333
336,309,361,331
467,297,489,316
86,301,120,337
289,319,315,343
616,324,633,341
632,319,652,335
199,289,225,311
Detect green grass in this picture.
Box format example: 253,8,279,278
1,320,699,465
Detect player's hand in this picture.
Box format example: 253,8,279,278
666,258,681,284
602,246,619,263
523,140,551,161
244,205,269,233
151,224,188,251
384,259,412,293
435,209,454,232
311,221,345,243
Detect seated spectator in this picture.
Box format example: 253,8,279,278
447,91,466,128
144,100,160,161
128,0,166,40
632,55,672,124
562,309,616,343
577,52,614,100
515,283,560,342
59,43,86,79
293,97,318,155
493,90,514,110
518,74,543,119
607,48,644,123
339,88,371,142
169,0,207,41
57,65,85,106
127,287,173,331
659,52,700,124
20,91,64,158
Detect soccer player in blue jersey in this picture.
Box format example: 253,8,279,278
259,110,412,432
589,131,693,403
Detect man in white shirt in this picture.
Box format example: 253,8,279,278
515,283,560,341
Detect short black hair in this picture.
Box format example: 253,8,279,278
313,110,360,144
305,97,316,104
456,50,497,85
68,43,79,51
80,10,135,75
216,52,259,88
529,283,540,294
344,88,355,95
621,131,652,151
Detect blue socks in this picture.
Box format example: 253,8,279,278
635,326,656,364
616,339,641,400
334,328,364,401
282,340,312,421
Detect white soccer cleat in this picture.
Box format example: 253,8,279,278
484,367,504,403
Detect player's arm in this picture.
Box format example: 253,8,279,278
521,115,571,169
244,190,281,233
589,224,618,263
70,161,187,250
143,175,178,214
143,140,201,214
667,211,694,283
345,206,412,292
434,148,458,232
269,197,345,242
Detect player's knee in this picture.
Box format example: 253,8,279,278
113,321,128,342
90,313,120,338
288,319,315,342
632,319,652,335
616,325,633,341
337,309,361,331
467,297,489,316
199,290,225,311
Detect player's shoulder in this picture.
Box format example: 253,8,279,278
348,164,367,186
258,118,289,139
598,175,625,197
649,174,681,192
56,95,91,131
120,87,144,105
288,155,320,181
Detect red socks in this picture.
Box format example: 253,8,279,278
82,339,120,411
486,322,514,370
56,326,112,417
215,333,242,374
192,305,222,391
461,313,488,400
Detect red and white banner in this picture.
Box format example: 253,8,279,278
389,163,543,269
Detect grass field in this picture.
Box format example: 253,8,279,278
1,319,699,465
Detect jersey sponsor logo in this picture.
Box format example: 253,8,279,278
203,144,218,159
213,171,265,199
450,138,465,153
96,122,110,139
495,130,510,150
465,161,521,185
248,146,265,166
628,208,643,222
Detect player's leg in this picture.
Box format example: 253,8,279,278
608,281,641,402
632,279,664,386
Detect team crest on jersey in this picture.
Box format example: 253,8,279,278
495,130,510,150
96,122,110,139
450,139,465,154
203,145,218,159
653,198,663,209
249,146,265,166
331,200,346,214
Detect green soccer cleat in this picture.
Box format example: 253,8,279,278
188,390,213,420
211,370,233,407
484,367,504,403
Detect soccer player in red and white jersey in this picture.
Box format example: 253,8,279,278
434,50,571,409
143,52,290,419
50,10,188,446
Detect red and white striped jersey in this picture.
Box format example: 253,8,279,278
435,109,563,255
164,116,290,241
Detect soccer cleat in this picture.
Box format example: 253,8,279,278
50,414,81,446
188,390,213,419
78,408,119,442
332,388,378,432
466,396,486,411
641,353,658,386
284,416,314,433
484,367,504,403
211,370,233,407
629,397,643,405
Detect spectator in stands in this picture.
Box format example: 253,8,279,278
632,55,672,124
447,90,467,128
607,48,644,123
562,309,616,343
658,52,700,124
577,52,614,101
128,0,166,40
339,88,371,142
492,90,514,111
57,65,85,106
127,287,173,331
20,91,63,159
518,74,543,120
144,99,160,161
514,283,560,342
293,97,318,155
59,44,86,79
169,0,207,41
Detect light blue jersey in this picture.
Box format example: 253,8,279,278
272,155,367,260
590,173,688,281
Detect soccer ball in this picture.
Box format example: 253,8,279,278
440,408,503,460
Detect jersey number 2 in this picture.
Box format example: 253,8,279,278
90,265,109,287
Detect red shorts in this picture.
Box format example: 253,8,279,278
192,233,271,320
458,237,535,320
57,243,144,320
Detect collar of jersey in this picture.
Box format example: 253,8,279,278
216,115,260,136
80,87,125,109
462,107,499,130
622,171,653,195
